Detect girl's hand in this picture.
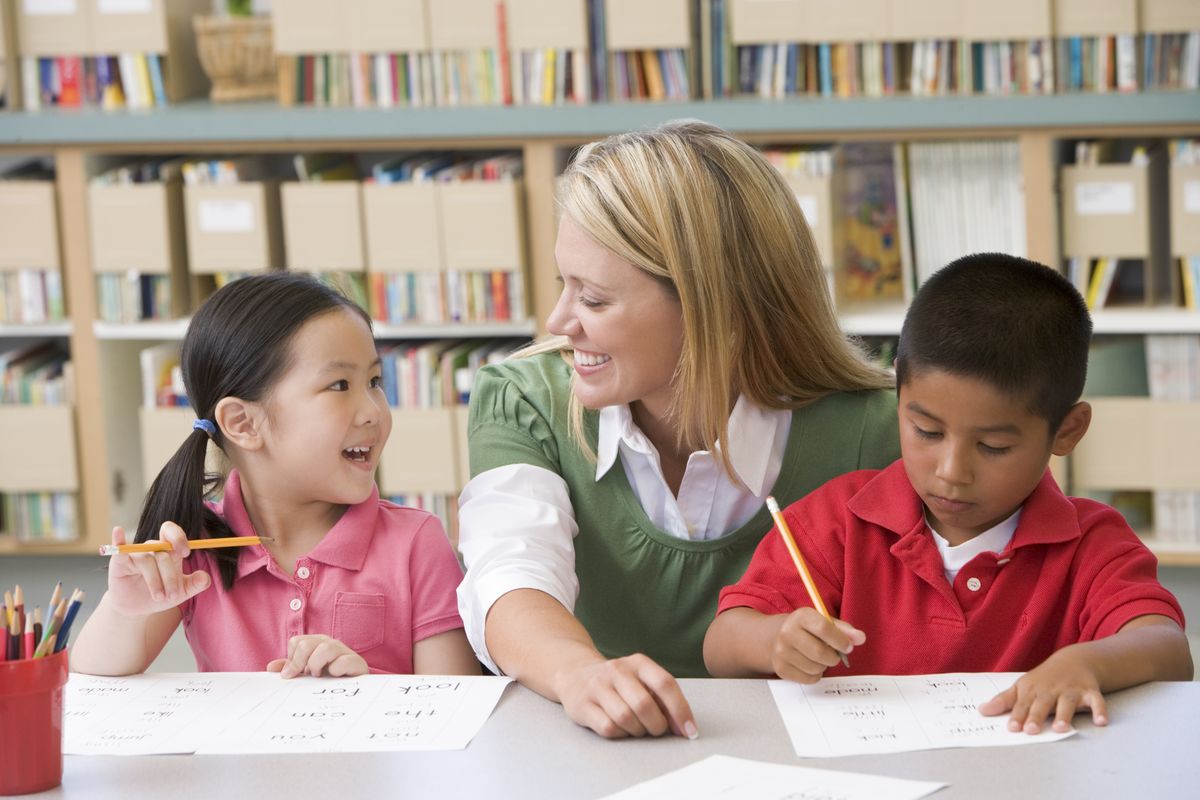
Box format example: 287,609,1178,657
978,646,1107,734
554,653,698,740
106,524,211,618
771,606,864,684
266,634,369,678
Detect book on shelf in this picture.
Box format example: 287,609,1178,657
139,342,186,410
830,142,912,309
907,140,1026,287
0,342,77,543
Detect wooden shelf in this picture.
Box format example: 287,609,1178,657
1,93,1198,147
0,321,72,337
94,318,537,340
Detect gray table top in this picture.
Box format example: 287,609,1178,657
36,678,1200,799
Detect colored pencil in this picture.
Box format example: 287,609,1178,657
23,614,34,661
765,495,850,669
52,589,85,654
98,535,273,556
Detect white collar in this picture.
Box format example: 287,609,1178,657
595,396,788,496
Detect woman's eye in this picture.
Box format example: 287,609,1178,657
578,295,604,309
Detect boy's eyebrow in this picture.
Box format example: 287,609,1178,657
905,402,1021,435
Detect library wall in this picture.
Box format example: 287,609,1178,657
0,1,1197,668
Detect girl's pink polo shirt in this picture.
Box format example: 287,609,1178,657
180,470,465,673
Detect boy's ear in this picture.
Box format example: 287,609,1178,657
1051,401,1091,457
213,396,265,451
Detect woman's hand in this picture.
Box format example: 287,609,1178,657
554,653,698,739
106,523,211,618
267,634,369,678
771,606,864,684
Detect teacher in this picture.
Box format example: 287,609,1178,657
457,120,900,738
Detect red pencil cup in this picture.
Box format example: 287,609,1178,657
0,649,69,795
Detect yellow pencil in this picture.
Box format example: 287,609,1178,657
98,536,273,556
766,496,850,669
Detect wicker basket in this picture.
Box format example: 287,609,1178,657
193,15,276,103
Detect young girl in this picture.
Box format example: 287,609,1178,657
72,272,479,678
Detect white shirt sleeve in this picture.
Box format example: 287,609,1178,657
456,462,580,675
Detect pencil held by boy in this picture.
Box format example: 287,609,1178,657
71,273,478,679
704,253,1192,733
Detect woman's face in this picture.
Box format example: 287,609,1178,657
546,214,684,421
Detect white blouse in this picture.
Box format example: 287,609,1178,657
456,397,793,674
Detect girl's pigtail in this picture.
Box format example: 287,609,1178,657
135,426,239,589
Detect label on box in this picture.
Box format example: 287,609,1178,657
98,0,152,14
1074,182,1135,216
1185,181,1200,215
794,194,819,226
198,199,255,234
22,0,76,15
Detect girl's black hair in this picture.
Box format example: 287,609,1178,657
135,272,372,589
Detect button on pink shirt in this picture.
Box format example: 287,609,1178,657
180,470,465,673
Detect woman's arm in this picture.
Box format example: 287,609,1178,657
486,588,697,739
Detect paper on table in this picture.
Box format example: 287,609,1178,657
64,672,513,755
770,672,1075,757
601,755,946,800
65,673,272,755
200,674,513,753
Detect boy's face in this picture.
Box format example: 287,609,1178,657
898,368,1082,546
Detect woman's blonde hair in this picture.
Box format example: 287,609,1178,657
522,119,893,479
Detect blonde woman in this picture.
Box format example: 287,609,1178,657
457,121,899,739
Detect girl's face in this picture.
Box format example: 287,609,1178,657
254,307,391,507
546,215,684,423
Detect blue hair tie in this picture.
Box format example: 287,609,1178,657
193,418,217,438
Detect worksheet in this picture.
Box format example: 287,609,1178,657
770,673,1075,757
63,673,513,755
65,673,271,755
200,674,513,753
602,755,946,800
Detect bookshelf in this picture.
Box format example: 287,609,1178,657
0,92,1196,561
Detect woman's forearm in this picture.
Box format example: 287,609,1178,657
484,588,606,701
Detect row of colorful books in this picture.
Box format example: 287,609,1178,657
379,338,525,410
20,53,167,111
95,273,173,325
0,492,77,543
0,270,64,325
369,270,523,326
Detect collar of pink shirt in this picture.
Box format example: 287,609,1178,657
216,469,380,577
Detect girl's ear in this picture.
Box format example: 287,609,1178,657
1051,401,1092,457
214,396,265,451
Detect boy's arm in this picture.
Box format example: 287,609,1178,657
979,614,1193,734
703,607,787,677
704,605,866,682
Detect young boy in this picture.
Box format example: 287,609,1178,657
703,253,1192,735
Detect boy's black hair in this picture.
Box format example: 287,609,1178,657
895,253,1092,432
136,272,372,589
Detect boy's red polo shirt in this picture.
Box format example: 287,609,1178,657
718,460,1184,676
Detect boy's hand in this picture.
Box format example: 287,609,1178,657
106,524,211,617
978,646,1107,734
266,634,368,678
772,607,865,684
